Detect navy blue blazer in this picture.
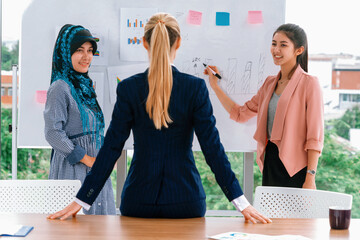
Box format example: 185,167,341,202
76,66,243,207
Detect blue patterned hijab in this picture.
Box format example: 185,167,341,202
51,24,104,149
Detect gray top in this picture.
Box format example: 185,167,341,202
267,91,281,138
44,80,116,215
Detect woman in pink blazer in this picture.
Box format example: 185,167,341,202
205,24,324,189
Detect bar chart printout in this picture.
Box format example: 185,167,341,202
127,18,146,28
120,8,158,61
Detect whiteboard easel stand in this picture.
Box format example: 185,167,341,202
12,64,18,180
116,150,127,209
243,152,254,204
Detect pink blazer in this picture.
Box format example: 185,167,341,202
230,65,324,177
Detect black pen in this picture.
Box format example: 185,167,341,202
203,63,222,79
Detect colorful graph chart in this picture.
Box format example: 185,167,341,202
128,37,142,44
127,19,146,28
120,8,158,61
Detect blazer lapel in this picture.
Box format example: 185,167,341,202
271,65,303,141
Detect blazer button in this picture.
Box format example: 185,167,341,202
87,188,94,197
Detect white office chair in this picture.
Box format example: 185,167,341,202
253,186,352,218
0,180,81,214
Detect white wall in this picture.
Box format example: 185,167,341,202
350,128,360,150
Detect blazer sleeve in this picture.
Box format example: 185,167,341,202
304,76,324,153
76,81,133,205
193,80,243,202
43,81,86,165
229,77,270,123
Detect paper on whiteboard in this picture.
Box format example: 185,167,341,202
89,71,105,110
119,8,158,61
106,63,149,104
89,27,109,66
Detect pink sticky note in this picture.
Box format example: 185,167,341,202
248,11,263,24
36,90,47,104
187,10,202,25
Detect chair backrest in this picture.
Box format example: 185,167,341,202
0,180,81,214
253,186,352,218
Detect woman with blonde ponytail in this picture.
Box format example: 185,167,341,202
145,14,177,129
49,13,271,223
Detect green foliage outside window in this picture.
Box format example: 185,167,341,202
330,106,360,140
0,108,51,179
1,42,19,71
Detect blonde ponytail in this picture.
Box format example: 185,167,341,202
144,13,180,130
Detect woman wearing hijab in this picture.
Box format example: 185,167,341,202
44,24,116,215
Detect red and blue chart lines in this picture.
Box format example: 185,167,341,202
126,18,147,45
127,19,145,28
128,37,141,44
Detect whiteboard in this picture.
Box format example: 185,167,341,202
18,0,284,151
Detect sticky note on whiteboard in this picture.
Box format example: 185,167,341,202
248,11,263,24
216,12,230,26
187,10,202,25
36,90,47,104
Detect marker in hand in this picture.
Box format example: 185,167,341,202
203,63,222,79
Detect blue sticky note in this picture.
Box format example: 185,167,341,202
216,12,230,26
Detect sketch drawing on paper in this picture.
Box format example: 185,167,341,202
191,57,201,77
225,58,237,94
174,11,185,21
181,57,201,77
240,61,252,94
258,54,265,90
181,33,190,41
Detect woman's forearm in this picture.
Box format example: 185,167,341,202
211,84,236,114
307,149,320,173
303,149,320,189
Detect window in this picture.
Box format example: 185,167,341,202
339,94,360,102
351,94,360,102
341,94,349,102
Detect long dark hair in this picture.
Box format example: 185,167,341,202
274,23,308,72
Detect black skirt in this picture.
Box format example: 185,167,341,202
262,141,307,188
